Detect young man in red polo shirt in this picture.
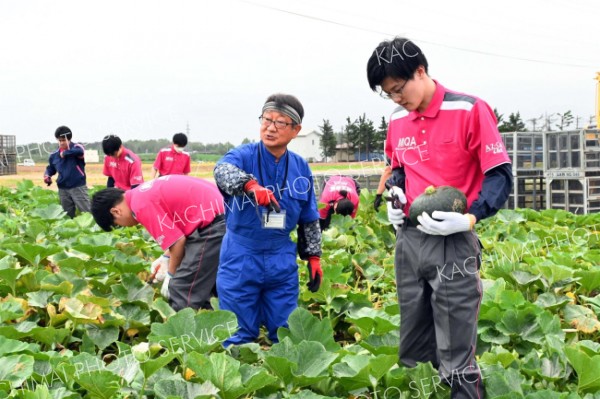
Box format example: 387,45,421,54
367,37,512,399
90,175,226,311
102,135,144,190
152,133,192,178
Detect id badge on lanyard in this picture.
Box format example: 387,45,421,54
262,209,286,229
257,145,289,229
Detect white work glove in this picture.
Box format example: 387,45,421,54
386,186,407,229
150,255,170,283
417,211,476,236
160,273,172,300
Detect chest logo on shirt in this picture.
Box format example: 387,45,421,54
485,141,504,154
398,137,417,147
109,161,117,168
329,183,352,193
393,136,430,166
138,181,155,192
165,157,174,161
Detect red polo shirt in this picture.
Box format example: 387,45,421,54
103,147,144,190
385,81,511,213
125,175,224,250
153,145,191,176
319,176,360,219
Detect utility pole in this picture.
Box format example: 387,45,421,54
528,118,538,131
186,122,190,136
576,116,582,129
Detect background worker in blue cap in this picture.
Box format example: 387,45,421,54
214,93,322,346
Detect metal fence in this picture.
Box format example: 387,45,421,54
502,128,600,214
0,135,17,176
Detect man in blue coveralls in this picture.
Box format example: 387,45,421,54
213,93,323,346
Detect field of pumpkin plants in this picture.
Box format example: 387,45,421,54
1,180,600,398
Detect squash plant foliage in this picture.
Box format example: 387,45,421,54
0,181,600,398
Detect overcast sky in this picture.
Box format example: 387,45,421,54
1,0,598,146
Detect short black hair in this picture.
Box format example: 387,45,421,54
172,133,188,147
91,188,125,231
367,37,428,91
335,198,355,216
55,126,72,141
265,93,304,123
102,135,122,156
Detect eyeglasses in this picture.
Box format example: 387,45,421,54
380,79,410,100
259,116,294,129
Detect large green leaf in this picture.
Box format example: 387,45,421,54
149,308,237,353
345,306,400,337
110,273,155,307
403,362,444,399
105,354,141,384
3,243,62,267
332,353,397,391
84,324,119,351
482,365,525,398
277,307,339,352
496,307,545,344
359,331,400,355
151,297,176,320
154,378,219,399
288,391,344,399
115,303,151,331
264,337,338,389
574,270,600,293
534,293,571,311
187,351,276,399
0,297,26,323
0,335,38,356
0,354,35,389
30,204,66,220
138,351,178,379
565,343,600,393
74,370,121,399
26,291,54,308
480,347,519,368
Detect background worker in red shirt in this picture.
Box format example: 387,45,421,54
367,37,512,399
152,133,191,178
90,175,226,311
318,175,360,230
102,135,144,190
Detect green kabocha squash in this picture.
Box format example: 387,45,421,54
409,185,467,225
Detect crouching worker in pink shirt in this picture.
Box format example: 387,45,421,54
91,175,226,311
318,175,361,231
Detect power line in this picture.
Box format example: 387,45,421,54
235,0,598,69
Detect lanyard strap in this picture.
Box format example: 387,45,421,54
257,145,289,201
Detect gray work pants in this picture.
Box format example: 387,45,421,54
395,222,485,399
168,216,226,311
58,185,91,218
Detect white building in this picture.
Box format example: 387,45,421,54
288,130,323,162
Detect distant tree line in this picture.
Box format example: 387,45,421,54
319,115,388,162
